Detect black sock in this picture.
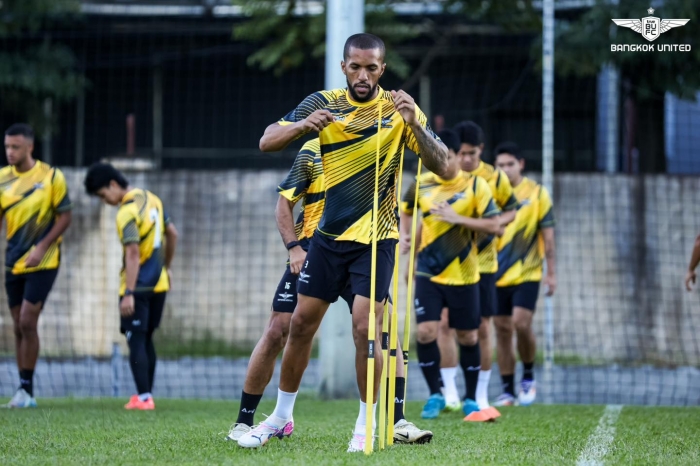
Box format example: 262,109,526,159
416,340,442,395
236,391,263,426
459,343,480,401
394,377,406,424
127,332,150,395
502,374,515,396
146,333,157,392
19,369,34,397
523,362,534,381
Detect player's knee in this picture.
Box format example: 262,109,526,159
416,324,437,344
513,316,531,334
456,329,478,346
352,319,370,346
266,316,291,350
289,311,317,341
478,320,490,340
13,324,22,340
494,318,512,339
18,317,37,336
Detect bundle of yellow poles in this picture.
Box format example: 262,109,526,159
365,99,422,454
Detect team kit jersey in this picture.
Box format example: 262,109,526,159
116,189,170,297
496,177,555,287
277,139,325,250
403,171,499,330
402,171,499,286
279,87,440,304
279,87,438,244
0,161,72,274
471,161,519,274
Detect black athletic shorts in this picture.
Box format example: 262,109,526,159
414,276,480,330
297,233,396,304
496,281,540,315
120,292,166,335
5,269,59,308
479,273,498,318
272,264,354,313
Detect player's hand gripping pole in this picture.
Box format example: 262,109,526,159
365,103,383,455
385,149,406,447
403,161,422,404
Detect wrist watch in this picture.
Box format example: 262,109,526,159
124,289,135,296
286,240,301,250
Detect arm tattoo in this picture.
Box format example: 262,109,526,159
411,124,447,175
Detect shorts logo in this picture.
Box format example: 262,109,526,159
132,320,141,326
278,292,294,302
299,272,311,283
284,282,291,290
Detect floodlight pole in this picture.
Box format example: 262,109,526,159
542,0,555,402
319,0,365,399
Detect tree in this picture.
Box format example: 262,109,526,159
0,0,85,135
230,0,540,84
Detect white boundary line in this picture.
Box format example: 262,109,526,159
576,405,623,466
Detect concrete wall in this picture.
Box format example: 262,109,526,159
0,170,699,366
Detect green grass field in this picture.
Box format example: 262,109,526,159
1,398,699,465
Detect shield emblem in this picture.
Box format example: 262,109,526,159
641,16,660,41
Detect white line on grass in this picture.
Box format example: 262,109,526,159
576,404,623,466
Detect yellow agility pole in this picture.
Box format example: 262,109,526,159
378,300,389,450
386,149,405,447
403,160,422,404
365,103,383,455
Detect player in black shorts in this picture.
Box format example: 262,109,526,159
400,130,502,422
2,124,72,408
85,163,178,410
238,33,447,451
493,143,556,407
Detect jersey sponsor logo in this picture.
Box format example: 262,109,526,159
372,117,393,129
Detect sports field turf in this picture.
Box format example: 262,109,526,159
1,398,699,465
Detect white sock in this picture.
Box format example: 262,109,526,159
476,370,492,409
138,392,152,401
440,367,459,403
270,389,297,424
354,400,377,435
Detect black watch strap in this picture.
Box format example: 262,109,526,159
124,289,135,296
286,240,301,250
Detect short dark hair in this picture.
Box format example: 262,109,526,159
453,121,484,147
437,129,461,154
343,33,385,61
494,141,523,160
84,162,129,195
5,123,34,141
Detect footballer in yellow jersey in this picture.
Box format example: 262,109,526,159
85,163,179,411
493,142,556,408
448,120,520,412
2,123,72,408
400,130,501,421
241,34,442,450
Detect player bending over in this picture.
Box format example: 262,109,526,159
400,129,502,421
237,33,447,452
226,139,422,444
435,121,519,413
2,124,72,408
492,143,555,407
85,163,178,410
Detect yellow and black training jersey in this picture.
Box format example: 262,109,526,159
277,139,324,247
279,87,440,244
0,161,72,274
401,171,500,286
116,189,170,296
496,177,555,287
471,161,519,274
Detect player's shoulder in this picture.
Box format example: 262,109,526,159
0,165,14,182
474,161,497,179
417,171,439,185
305,88,345,104
300,138,321,154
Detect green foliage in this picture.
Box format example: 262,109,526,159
232,0,419,79
549,0,700,101
0,0,84,134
